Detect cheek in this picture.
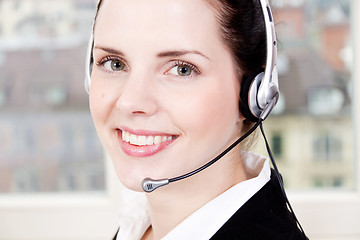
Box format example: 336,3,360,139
89,83,115,132
174,80,241,139
200,91,239,133
89,91,104,126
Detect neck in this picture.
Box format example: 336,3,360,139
144,150,247,240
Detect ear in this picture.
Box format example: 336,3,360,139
238,113,246,122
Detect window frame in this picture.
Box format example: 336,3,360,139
0,1,359,239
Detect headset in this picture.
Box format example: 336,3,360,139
240,0,279,122
84,29,93,94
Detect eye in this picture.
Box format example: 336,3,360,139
95,56,127,72
104,59,126,71
166,61,200,78
176,65,192,76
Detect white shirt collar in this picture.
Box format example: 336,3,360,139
116,152,270,240
116,193,150,240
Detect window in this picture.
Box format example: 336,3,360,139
1,0,360,239
313,131,342,161
271,132,283,158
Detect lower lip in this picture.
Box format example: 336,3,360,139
117,131,176,157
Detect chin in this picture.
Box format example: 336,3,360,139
123,184,144,192
115,170,147,192
126,182,145,192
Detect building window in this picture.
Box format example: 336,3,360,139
271,132,283,158
314,132,342,161
313,176,344,188
332,176,343,187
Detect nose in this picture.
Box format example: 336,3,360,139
115,73,157,117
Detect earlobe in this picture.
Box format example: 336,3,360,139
238,112,246,122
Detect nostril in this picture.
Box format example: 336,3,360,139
132,110,147,114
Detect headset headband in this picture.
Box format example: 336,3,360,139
84,28,93,93
247,0,279,120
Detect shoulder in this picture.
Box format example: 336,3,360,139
210,169,306,240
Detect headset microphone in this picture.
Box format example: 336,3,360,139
141,119,262,193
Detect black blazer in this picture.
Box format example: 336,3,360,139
113,170,308,240
210,169,307,239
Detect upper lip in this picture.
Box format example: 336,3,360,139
117,126,178,137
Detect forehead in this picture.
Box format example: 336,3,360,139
96,0,214,24
94,0,221,51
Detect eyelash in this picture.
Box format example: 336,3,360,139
95,56,126,72
94,56,201,77
170,60,201,77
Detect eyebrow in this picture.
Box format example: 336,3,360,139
94,46,210,61
93,46,125,56
157,50,210,60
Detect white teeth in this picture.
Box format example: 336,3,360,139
122,131,126,141
121,130,175,146
138,135,147,146
130,134,137,145
146,136,154,145
154,136,161,145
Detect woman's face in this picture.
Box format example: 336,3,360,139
90,0,244,191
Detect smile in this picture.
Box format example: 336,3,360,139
122,130,175,146
117,129,178,157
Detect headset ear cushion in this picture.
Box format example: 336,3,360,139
240,74,259,122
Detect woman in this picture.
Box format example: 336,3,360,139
86,0,308,239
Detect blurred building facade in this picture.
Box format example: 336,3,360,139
0,0,105,192
253,0,354,189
